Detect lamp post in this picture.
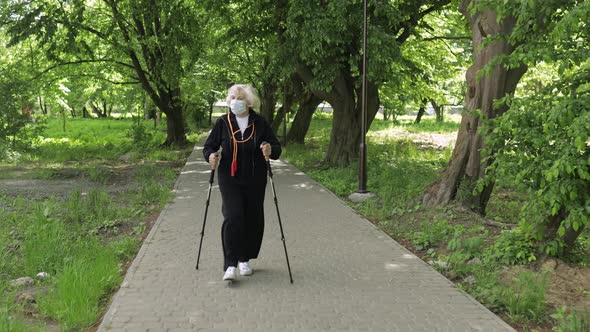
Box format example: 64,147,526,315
358,0,368,194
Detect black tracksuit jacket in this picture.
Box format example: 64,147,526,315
202,110,282,184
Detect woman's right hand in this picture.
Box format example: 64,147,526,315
209,153,219,169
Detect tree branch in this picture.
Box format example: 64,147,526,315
33,59,135,79
52,74,140,85
421,36,471,42
396,1,452,43
295,64,330,100
106,0,163,110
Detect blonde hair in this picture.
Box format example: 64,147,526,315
226,84,260,110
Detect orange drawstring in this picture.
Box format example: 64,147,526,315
227,112,255,176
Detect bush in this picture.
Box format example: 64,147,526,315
485,65,590,251
0,81,45,161
411,219,455,250
484,229,537,265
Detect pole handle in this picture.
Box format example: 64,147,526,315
208,168,215,184
261,141,271,161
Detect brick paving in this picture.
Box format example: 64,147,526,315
98,145,515,332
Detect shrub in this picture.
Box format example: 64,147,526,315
484,229,537,265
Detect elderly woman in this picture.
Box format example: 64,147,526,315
203,84,282,281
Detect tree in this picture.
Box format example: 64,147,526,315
286,0,451,166
389,9,470,125
3,0,206,145
484,0,590,251
286,77,323,144
0,33,44,158
422,0,527,213
205,0,290,127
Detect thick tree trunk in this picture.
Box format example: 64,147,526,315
324,78,380,166
287,93,322,144
160,88,187,146
163,106,186,146
296,65,379,166
422,2,527,214
325,95,358,166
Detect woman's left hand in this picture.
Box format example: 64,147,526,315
260,142,271,160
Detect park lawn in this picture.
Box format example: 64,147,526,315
282,113,590,332
0,117,204,331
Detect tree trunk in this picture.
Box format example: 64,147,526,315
38,96,47,115
422,2,527,214
153,111,159,129
296,65,379,166
160,88,187,146
208,100,214,125
324,78,380,166
272,86,294,130
287,93,322,144
259,76,277,123
415,98,428,124
414,106,425,124
102,100,108,117
432,99,443,122
273,106,286,132
545,208,586,248
91,102,106,117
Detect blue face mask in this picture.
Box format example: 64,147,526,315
230,99,248,116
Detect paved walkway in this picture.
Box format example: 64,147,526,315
98,145,515,332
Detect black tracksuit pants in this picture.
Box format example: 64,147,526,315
219,179,266,271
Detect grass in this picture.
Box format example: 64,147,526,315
371,114,462,133
552,306,590,332
503,271,549,322
283,115,451,220
37,240,122,330
0,116,202,330
282,112,590,331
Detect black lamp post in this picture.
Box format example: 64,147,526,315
358,0,368,194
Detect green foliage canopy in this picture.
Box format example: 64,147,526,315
484,0,590,251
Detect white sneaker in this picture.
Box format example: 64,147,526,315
223,266,237,281
238,262,252,276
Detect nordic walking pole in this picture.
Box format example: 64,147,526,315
264,148,294,284
196,153,217,270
